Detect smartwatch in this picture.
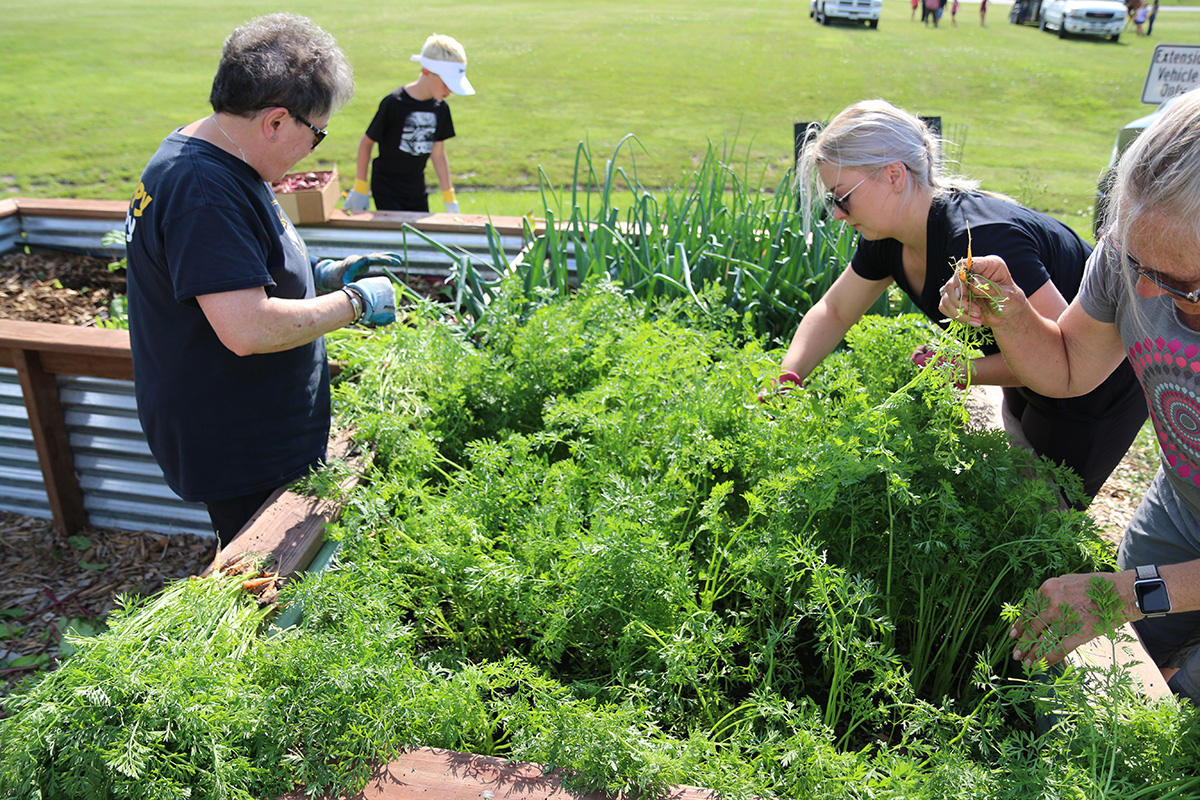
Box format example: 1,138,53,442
1134,564,1172,617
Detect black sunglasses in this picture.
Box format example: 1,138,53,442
292,113,328,150
823,168,879,215
1104,235,1200,304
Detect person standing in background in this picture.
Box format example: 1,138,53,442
343,34,475,214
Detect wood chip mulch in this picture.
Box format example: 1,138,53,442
0,250,125,326
0,513,214,696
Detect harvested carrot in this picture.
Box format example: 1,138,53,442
953,219,1007,315
958,220,973,284
241,574,279,592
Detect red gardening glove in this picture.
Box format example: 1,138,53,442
758,369,804,403
911,346,967,390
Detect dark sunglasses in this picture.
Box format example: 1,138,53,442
1104,235,1200,304
824,169,876,215
292,113,328,150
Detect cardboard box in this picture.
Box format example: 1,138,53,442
272,167,338,224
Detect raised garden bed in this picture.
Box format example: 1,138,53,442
0,176,1180,799
0,246,1156,547
0,511,212,695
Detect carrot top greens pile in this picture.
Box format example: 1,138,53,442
3,276,1197,800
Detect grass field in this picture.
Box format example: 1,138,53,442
3,0,1199,230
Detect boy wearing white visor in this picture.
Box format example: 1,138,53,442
345,34,474,214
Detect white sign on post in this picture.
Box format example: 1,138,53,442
1142,44,1200,105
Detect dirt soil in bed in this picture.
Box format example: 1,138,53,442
0,249,1159,696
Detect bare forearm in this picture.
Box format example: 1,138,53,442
939,255,1121,398
1013,559,1200,668
990,304,1077,394
355,136,375,183
966,352,1023,387
430,149,452,192
779,301,854,380
200,290,358,356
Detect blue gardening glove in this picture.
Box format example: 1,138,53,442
313,252,404,291
345,277,396,326
444,200,460,214
343,179,371,213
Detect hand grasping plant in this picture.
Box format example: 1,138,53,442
1005,573,1135,670
938,253,1024,328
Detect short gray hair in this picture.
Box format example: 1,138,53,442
209,13,354,120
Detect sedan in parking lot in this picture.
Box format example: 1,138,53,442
1039,0,1126,41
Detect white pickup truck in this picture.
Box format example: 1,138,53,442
810,0,882,28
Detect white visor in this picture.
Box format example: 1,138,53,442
411,55,475,96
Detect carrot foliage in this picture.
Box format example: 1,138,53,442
4,279,1197,800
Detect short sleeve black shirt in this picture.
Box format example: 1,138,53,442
125,131,329,502
366,88,455,181
851,190,1091,351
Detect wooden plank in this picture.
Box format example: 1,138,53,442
0,321,133,379
0,319,131,360
28,350,133,380
11,349,88,534
14,198,126,220
9,197,537,237
217,429,369,578
277,747,718,800
326,208,537,237
0,198,18,219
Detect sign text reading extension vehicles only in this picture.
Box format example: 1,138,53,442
1142,44,1200,104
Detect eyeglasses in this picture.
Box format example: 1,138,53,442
1105,235,1200,304
824,170,877,215
292,113,327,150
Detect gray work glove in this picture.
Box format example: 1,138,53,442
313,253,404,291
343,189,371,213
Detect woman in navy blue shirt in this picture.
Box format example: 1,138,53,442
126,14,395,546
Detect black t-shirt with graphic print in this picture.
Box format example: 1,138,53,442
365,87,455,210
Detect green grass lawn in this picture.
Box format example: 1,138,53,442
3,0,1199,233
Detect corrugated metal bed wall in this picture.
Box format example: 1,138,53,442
1,368,211,536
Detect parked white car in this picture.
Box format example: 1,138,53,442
810,0,882,28
1039,0,1126,41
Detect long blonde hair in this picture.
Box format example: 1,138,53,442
796,99,979,236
